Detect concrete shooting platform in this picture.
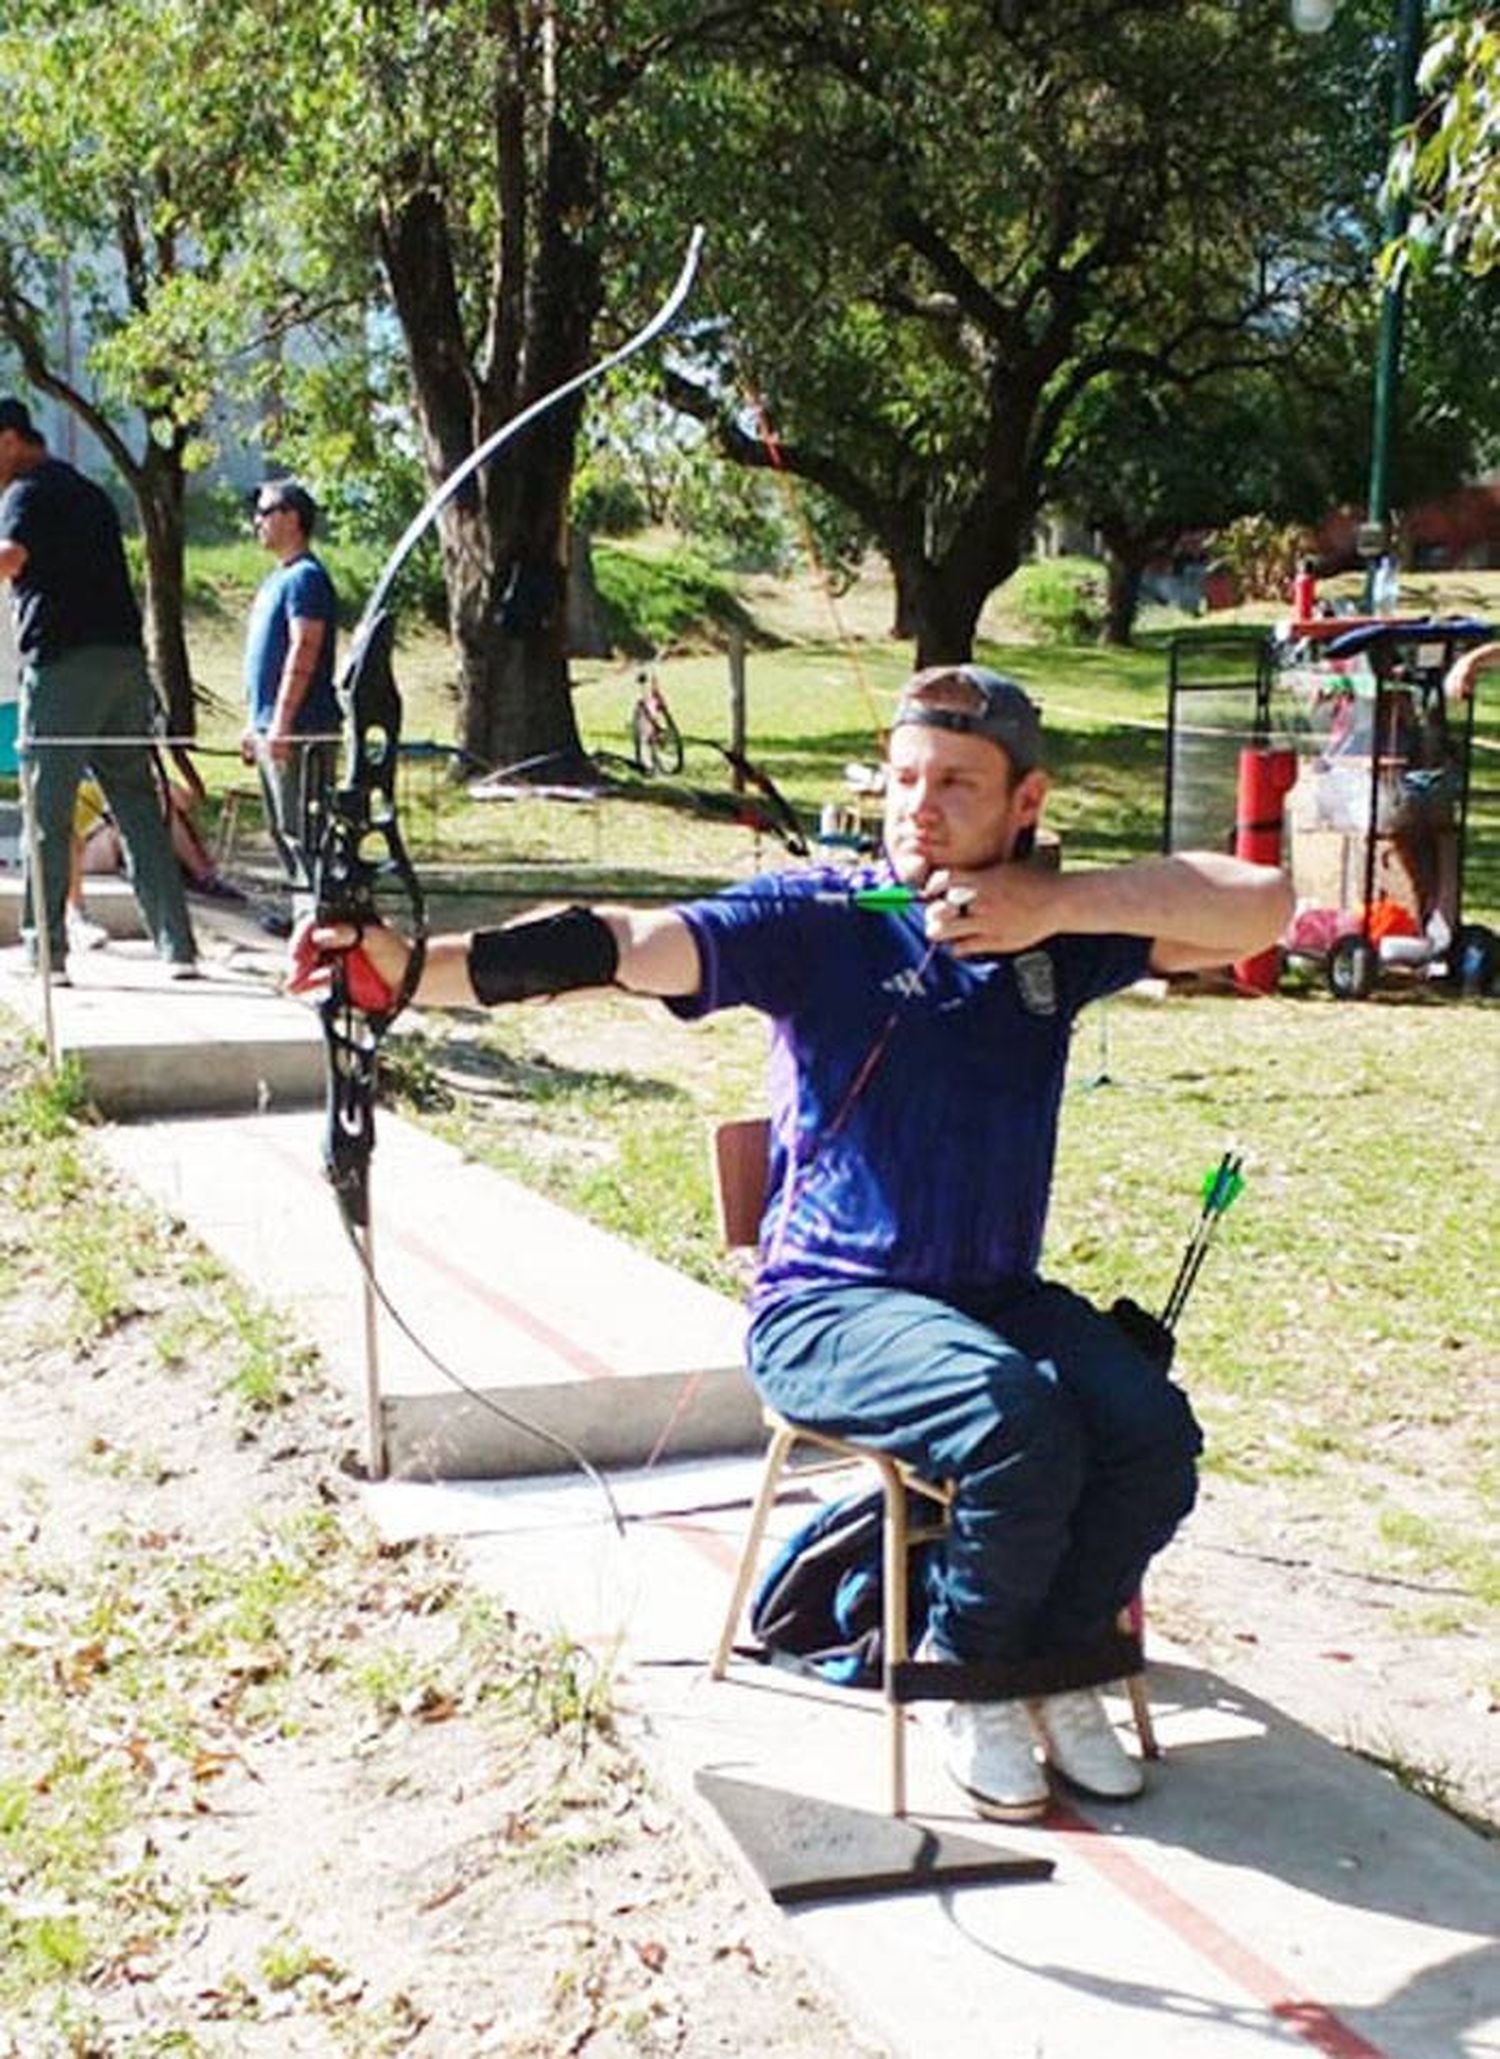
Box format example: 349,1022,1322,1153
0,895,1495,2059
0,877,325,1116
369,1459,1500,2059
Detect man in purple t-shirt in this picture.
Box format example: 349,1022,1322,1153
293,664,1291,1823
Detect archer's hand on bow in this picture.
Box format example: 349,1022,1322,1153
286,915,407,1013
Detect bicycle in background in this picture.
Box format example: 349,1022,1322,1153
593,655,809,858
629,662,684,777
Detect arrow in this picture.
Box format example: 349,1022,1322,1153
1160,1148,1245,1332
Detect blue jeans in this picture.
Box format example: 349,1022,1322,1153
749,1280,1202,1662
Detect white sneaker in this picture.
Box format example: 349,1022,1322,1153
66,909,109,951
943,1698,1050,1822
1033,1687,1144,1800
915,1641,1048,1820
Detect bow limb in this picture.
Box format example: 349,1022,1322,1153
348,224,705,660
312,226,706,1231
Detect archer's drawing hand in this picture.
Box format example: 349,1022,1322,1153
286,915,407,1013
923,865,1058,957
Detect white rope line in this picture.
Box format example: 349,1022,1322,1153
14,731,343,751
1043,697,1500,756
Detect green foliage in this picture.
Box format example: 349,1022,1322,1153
1393,15,1500,279
1002,559,1107,645
617,0,1385,646
573,455,651,538
0,1,293,457
1208,515,1310,602
590,540,758,656
671,460,793,574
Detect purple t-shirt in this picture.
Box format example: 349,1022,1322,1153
669,868,1150,1311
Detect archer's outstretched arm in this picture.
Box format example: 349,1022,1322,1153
925,851,1294,974
290,904,702,1011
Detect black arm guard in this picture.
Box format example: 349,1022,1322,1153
467,906,619,1006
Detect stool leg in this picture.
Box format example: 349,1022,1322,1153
878,1459,910,1818
1120,1595,1161,1760
216,790,239,870
710,1425,795,1679
1126,1673,1160,1760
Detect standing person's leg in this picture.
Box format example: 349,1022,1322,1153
996,1281,1202,1652
255,741,303,887
255,737,335,923
288,737,335,919
87,648,198,968
749,1285,1087,1662
20,656,90,968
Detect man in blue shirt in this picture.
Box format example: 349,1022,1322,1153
292,664,1292,1822
0,396,198,981
242,482,339,924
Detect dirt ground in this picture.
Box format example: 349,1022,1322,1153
2,1106,1492,2056
0,1250,887,2058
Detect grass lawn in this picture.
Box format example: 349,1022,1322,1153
15,548,1500,1652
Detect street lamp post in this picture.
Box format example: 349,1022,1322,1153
1293,0,1427,601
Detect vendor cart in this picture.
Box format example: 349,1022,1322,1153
1267,616,1493,999
1163,617,1495,1000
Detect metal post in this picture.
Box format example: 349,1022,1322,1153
20,748,58,1071
727,628,747,792
1362,0,1426,606
359,1216,387,1480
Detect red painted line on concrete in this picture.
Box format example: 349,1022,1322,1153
248,1121,620,1382
387,1220,620,1381
658,1518,740,1573
1048,1801,1391,2059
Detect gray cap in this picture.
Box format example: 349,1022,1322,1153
891,664,1043,774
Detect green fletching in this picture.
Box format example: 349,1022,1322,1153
1201,1165,1245,1212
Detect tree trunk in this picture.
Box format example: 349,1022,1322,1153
440,478,586,778
134,446,195,737
374,99,604,778
896,516,1027,668
567,527,612,659
1102,548,1143,648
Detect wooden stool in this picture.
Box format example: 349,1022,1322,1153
706,1116,1159,1817
711,1406,953,1816
214,784,264,870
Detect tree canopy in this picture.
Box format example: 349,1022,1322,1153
1397,10,1500,279
3,0,1494,758
0,0,296,730
628,0,1388,660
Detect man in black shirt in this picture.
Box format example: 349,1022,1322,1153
0,397,197,979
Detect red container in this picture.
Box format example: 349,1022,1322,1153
1234,747,1298,992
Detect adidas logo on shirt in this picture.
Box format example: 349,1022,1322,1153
880,968,927,1000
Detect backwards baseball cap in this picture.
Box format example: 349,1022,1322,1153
890,664,1044,775
0,396,39,438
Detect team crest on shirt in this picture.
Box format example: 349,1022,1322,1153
1013,948,1057,1016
